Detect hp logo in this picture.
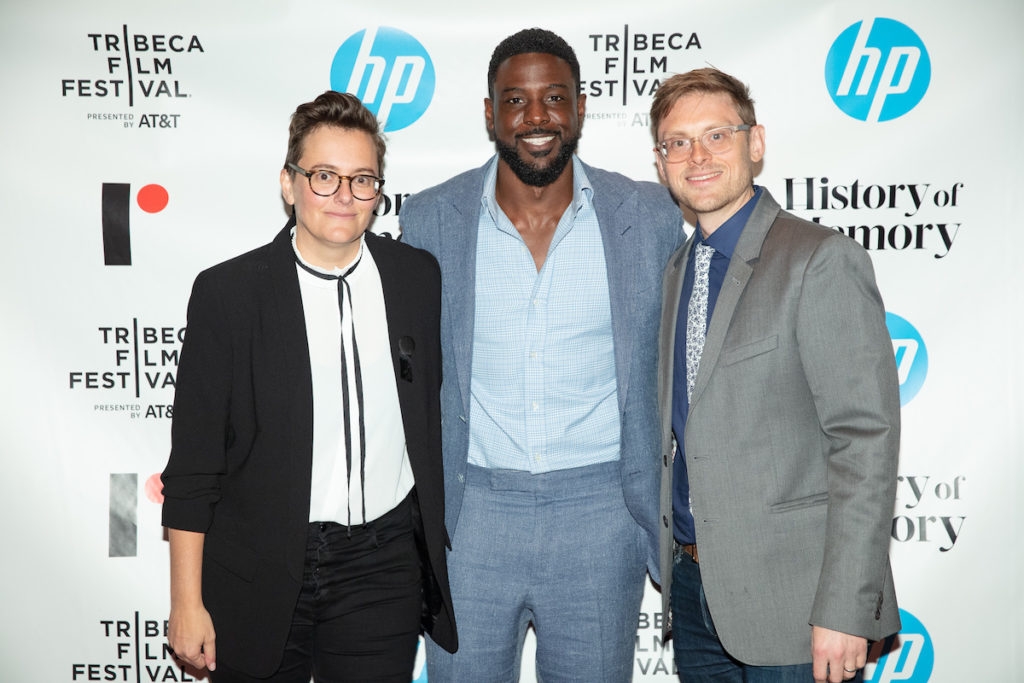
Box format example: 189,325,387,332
825,18,931,122
330,27,435,132
864,609,935,683
413,637,427,682
886,312,928,406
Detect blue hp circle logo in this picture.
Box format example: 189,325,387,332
330,27,435,132
886,312,928,406
864,609,935,682
825,18,930,122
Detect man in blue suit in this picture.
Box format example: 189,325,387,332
400,28,682,683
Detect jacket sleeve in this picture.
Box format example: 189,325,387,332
161,270,234,533
798,234,901,637
398,192,439,255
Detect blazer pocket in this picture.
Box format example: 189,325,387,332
204,533,258,583
721,335,778,366
399,335,415,383
769,491,829,513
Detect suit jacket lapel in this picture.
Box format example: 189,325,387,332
367,234,423,441
689,191,781,407
589,164,638,413
265,223,315,580
442,168,484,418
267,223,314,436
658,237,693,412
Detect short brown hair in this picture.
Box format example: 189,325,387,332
649,68,756,141
284,91,386,175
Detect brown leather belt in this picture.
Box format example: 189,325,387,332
673,540,699,564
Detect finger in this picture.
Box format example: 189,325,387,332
843,664,858,680
812,658,828,683
176,640,206,670
829,662,844,683
204,636,217,672
181,651,206,669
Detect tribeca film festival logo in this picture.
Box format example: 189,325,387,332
61,25,204,129
635,608,674,676
72,611,198,682
583,27,702,129
864,609,935,683
782,177,964,259
330,27,435,132
825,18,931,122
67,319,182,419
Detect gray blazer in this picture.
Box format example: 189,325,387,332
400,158,683,577
656,190,901,664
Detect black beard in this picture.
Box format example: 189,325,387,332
495,132,579,187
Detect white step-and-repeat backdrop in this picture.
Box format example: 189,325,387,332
1,1,1020,681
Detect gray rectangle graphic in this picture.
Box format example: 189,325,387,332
109,473,138,557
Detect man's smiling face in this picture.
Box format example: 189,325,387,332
486,52,585,187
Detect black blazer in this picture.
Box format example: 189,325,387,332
161,225,456,676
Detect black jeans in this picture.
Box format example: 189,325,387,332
213,495,422,683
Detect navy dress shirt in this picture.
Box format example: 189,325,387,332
672,186,763,544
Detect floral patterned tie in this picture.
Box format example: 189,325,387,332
685,243,715,402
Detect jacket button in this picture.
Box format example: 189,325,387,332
663,454,668,466
662,515,669,527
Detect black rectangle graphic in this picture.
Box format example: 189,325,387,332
102,182,131,266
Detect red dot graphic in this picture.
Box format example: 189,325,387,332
145,473,165,504
137,184,169,213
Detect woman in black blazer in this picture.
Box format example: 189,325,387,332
161,91,456,682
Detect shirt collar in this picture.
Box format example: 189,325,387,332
695,185,763,259
290,227,366,277
480,154,593,227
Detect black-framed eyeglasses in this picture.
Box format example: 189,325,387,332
287,162,384,201
655,124,752,162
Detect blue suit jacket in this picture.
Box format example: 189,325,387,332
400,158,683,579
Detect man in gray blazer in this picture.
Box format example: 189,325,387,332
652,69,901,682
401,28,682,683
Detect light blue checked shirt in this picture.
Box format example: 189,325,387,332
467,156,620,472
